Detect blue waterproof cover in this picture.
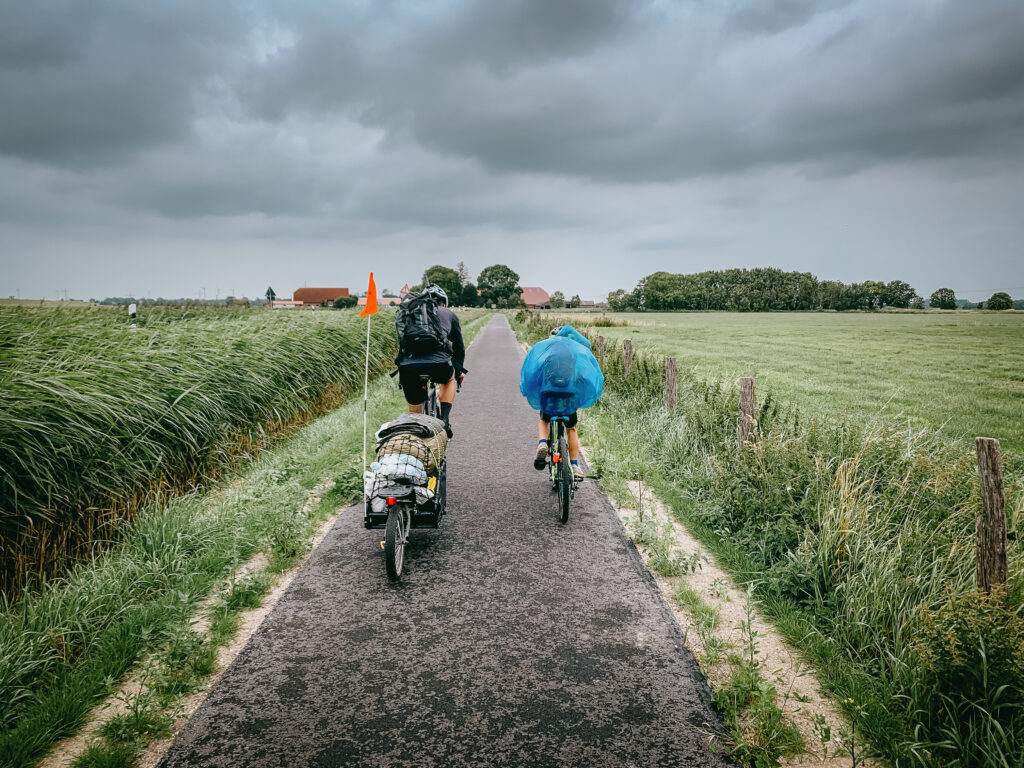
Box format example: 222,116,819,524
520,325,604,415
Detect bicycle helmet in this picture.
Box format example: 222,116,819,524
424,284,448,305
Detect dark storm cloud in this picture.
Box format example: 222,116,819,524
725,0,854,36
239,0,1024,183
0,0,245,168
1,0,1022,238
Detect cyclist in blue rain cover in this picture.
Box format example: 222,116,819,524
520,325,604,480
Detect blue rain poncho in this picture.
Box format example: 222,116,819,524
520,325,605,415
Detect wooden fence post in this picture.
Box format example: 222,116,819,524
623,339,633,378
665,357,677,411
975,437,1008,593
739,377,756,445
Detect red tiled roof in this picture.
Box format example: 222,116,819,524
293,287,349,304
520,287,550,306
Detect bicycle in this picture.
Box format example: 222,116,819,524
365,376,452,581
544,415,578,524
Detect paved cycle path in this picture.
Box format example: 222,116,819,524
158,315,730,768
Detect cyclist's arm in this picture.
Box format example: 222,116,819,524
449,314,467,375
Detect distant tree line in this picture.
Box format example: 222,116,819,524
605,269,921,312
97,297,251,307
416,262,523,308
549,291,582,308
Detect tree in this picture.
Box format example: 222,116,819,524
550,291,565,308
459,282,479,307
862,280,886,310
929,288,957,310
477,264,521,308
607,289,632,312
421,265,462,304
909,295,925,310
333,296,358,309
883,280,916,308
569,294,582,308
456,261,470,286
987,292,1013,311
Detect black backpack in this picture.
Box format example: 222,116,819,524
395,291,453,358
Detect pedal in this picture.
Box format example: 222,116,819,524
380,541,386,550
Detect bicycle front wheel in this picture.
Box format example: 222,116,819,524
557,433,571,524
384,507,408,581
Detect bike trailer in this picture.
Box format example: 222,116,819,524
364,418,448,529
363,468,446,529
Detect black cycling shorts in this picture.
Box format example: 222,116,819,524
399,362,455,405
541,411,578,429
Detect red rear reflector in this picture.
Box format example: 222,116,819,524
386,497,397,506
552,453,561,463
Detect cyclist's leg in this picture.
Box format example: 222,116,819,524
437,373,457,405
429,362,457,436
535,413,551,469
564,413,584,479
398,365,429,413
567,428,580,461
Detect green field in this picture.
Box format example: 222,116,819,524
515,310,1024,766
558,311,1024,455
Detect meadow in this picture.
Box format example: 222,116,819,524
514,311,1023,767
0,305,401,596
556,311,1024,455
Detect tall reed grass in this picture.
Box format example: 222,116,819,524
513,310,1024,767
0,310,491,768
0,306,398,595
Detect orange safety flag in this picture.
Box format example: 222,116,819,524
359,272,379,316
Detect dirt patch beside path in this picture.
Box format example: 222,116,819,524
594,467,872,767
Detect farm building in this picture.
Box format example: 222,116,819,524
293,287,350,305
271,300,303,309
521,287,551,309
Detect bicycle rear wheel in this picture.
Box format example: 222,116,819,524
548,421,559,491
557,432,571,524
384,507,408,581
424,384,441,420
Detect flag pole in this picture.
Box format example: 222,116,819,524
359,272,379,504
362,312,371,501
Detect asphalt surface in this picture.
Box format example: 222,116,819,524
158,315,731,768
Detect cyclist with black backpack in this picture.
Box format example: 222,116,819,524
395,285,466,437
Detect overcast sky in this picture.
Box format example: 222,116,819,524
1,0,1022,302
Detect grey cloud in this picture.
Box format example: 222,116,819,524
0,0,246,168
423,0,633,70
231,0,1024,188
725,0,855,36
